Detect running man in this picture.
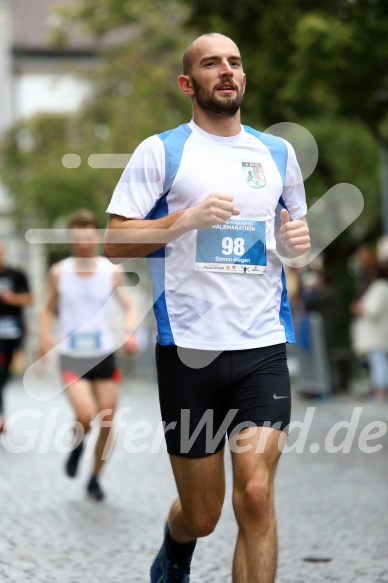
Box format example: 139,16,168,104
104,33,310,582
0,242,34,432
40,209,137,501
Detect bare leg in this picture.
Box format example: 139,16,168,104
64,379,95,476
168,449,226,543
66,378,95,434
231,427,287,583
91,379,119,476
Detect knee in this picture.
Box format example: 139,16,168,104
233,475,273,525
184,503,222,538
189,514,219,538
77,413,92,431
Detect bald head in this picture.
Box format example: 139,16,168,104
182,33,240,75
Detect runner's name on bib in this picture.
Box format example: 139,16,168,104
69,332,101,352
0,316,22,339
195,219,266,274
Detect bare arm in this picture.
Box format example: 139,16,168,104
113,269,139,354
104,193,240,263
113,269,138,330
39,265,59,357
0,291,33,307
104,211,187,262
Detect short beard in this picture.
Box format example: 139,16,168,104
191,77,244,117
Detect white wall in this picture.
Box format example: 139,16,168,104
0,0,14,232
0,0,13,132
0,0,94,366
14,72,91,118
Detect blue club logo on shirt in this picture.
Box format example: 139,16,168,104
242,162,266,189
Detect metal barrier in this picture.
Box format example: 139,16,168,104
291,311,332,396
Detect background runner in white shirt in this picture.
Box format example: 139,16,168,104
40,209,137,501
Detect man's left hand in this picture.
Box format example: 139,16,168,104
278,209,310,257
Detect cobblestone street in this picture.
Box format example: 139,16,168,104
0,367,387,583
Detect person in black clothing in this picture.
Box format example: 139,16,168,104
0,242,34,431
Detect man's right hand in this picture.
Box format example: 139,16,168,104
183,193,240,230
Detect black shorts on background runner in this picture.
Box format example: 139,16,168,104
156,342,291,458
60,353,121,384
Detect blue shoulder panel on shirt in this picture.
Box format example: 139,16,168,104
243,126,288,186
145,124,192,346
145,124,192,222
158,124,192,194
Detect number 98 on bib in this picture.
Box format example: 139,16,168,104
195,219,266,274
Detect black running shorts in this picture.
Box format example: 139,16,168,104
156,342,291,458
60,353,121,384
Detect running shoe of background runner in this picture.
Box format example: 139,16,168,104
65,440,84,477
87,475,105,501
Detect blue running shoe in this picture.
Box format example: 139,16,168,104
150,523,194,583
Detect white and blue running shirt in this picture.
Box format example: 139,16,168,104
107,120,307,350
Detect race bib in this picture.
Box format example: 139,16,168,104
195,219,266,274
0,316,22,339
69,332,101,352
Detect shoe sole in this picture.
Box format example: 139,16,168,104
86,492,105,502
